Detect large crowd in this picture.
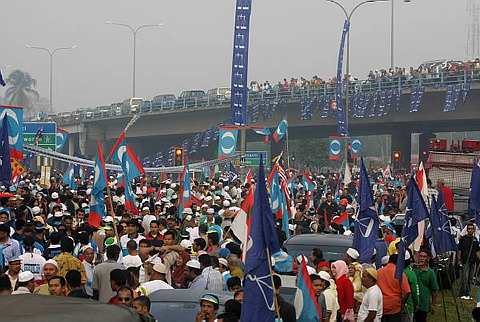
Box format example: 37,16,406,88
0,165,479,322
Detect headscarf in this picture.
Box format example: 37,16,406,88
332,260,348,280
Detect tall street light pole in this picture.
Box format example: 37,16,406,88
391,0,412,69
26,44,77,112
106,21,164,98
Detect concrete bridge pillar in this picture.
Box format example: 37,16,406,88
390,130,412,170
68,134,76,156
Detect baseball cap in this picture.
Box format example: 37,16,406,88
200,293,219,306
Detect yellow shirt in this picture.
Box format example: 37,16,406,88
54,252,87,284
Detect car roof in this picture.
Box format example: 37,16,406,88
283,233,353,247
149,288,233,304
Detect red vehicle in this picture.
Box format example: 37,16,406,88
430,139,447,151
462,139,480,153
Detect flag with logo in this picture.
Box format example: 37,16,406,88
240,156,280,322
218,127,238,159
254,127,271,144
395,175,429,279
231,183,255,261
110,130,144,178
88,143,108,228
272,119,287,143
329,139,342,161
297,257,322,322
426,192,457,256
0,116,12,186
353,158,379,263
270,168,289,238
56,128,69,151
414,161,429,250
178,164,191,219
63,164,77,190
0,105,23,159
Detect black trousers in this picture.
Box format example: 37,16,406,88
381,313,403,322
414,310,428,322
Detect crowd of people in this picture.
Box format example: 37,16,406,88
0,165,478,322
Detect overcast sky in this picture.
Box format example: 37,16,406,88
0,0,468,112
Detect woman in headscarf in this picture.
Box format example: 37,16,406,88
171,250,190,288
331,260,354,321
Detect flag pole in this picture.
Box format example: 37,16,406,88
265,246,281,319
285,118,291,169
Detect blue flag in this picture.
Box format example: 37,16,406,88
241,156,280,322
469,160,480,229
428,193,457,255
0,116,12,186
353,158,379,263
396,176,429,279
297,258,322,322
63,164,77,190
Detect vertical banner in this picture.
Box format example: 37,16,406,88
56,127,69,151
218,127,239,159
230,0,252,125
329,138,342,161
350,139,362,159
0,105,24,159
335,20,350,137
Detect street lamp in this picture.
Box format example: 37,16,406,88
391,0,412,69
106,21,164,98
26,44,77,112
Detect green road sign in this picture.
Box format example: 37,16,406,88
24,122,57,151
243,151,268,167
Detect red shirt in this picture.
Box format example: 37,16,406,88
335,274,354,315
441,186,454,212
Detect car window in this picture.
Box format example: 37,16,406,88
285,244,349,262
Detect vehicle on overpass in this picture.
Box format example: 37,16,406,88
207,87,231,104
176,90,206,108
123,97,144,113
152,94,176,110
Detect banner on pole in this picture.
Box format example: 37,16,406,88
329,138,342,161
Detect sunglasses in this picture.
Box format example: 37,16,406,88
119,297,131,302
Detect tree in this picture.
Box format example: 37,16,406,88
4,70,40,113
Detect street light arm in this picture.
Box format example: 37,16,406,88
52,46,77,55
135,23,164,33
106,21,135,33
25,45,52,56
324,0,349,20
349,0,389,20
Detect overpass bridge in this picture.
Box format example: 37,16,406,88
55,72,480,167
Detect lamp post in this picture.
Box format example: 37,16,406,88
391,0,412,69
106,21,164,98
26,44,77,112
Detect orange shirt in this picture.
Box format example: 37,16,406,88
377,263,411,315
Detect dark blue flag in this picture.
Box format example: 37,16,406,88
428,192,457,255
0,69,5,87
353,158,379,263
469,160,480,229
0,116,12,186
240,156,280,322
396,176,429,279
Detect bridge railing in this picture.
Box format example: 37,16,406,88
52,70,480,124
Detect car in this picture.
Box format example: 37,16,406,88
152,94,176,110
207,87,231,104
176,90,207,108
283,233,353,262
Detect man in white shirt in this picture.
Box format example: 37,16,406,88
82,246,95,297
120,219,144,256
358,267,383,322
141,207,156,235
199,254,223,292
136,262,173,296
19,236,46,282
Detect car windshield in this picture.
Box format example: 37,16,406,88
285,244,349,262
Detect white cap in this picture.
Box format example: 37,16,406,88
207,208,215,214
214,196,221,201
306,266,317,275
183,208,193,215
405,251,411,261
32,206,41,215
210,185,216,190
218,258,228,267
180,239,193,249
152,263,167,274
54,211,63,218
51,192,59,199
123,256,143,269
43,259,58,270
86,188,92,195
142,206,150,212
171,194,178,199
81,203,88,209
224,186,230,191
170,183,177,189
346,248,359,260
18,271,35,283
145,254,162,265
205,196,213,202
318,271,332,283
186,259,201,270
223,200,230,207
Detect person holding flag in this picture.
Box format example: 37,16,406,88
88,143,107,228
296,257,323,322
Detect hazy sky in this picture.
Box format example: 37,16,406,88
0,0,468,112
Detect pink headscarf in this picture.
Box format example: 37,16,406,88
332,260,349,280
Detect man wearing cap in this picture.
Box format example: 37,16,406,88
12,271,35,294
345,247,364,304
318,271,340,322
195,293,220,322
137,262,173,296
357,267,383,322
0,223,22,270
34,259,59,295
5,257,22,290
185,259,207,290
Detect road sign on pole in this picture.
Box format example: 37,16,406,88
24,122,57,151
243,151,268,167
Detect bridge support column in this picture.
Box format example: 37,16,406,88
78,124,87,156
68,134,76,156
390,130,412,170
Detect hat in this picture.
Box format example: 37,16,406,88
364,267,378,280
183,208,193,215
152,263,167,274
218,258,228,268
200,293,219,306
170,183,177,189
8,256,21,263
223,200,230,207
207,208,215,214
32,206,41,215
318,271,332,283
18,271,34,283
180,239,192,249
142,206,150,212
171,194,178,200
54,211,63,218
214,196,221,201
123,256,143,269
51,192,59,199
346,248,359,260
381,256,389,266
186,259,201,270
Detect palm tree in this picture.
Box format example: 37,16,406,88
4,70,40,111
